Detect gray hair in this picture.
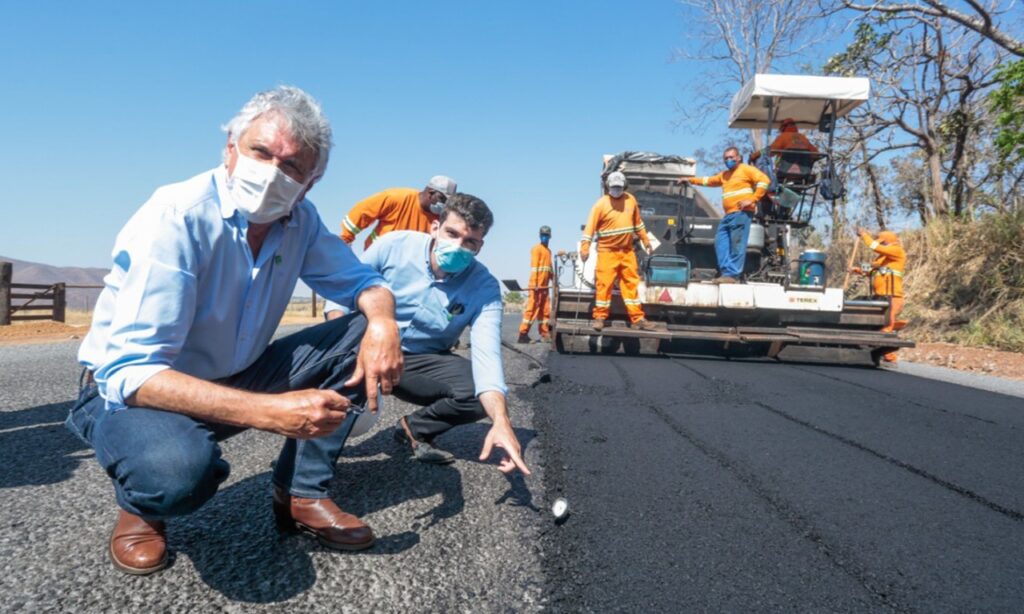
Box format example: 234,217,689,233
222,86,333,182
440,193,495,236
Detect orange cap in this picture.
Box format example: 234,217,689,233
878,230,900,244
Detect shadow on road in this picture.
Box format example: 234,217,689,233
0,400,88,489
176,424,526,603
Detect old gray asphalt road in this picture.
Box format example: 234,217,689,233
0,325,550,612
5,322,1024,613
528,345,1024,612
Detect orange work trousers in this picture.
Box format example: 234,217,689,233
519,289,551,336
880,295,905,362
593,248,645,323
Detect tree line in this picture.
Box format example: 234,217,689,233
675,0,1023,235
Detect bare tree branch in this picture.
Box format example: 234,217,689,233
839,0,1024,56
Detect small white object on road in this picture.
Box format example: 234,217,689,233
552,497,570,521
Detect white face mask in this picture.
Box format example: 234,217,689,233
227,150,307,224
608,187,625,198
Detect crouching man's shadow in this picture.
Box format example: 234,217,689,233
175,429,467,603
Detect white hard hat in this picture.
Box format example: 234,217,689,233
606,171,626,188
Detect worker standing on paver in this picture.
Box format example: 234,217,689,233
518,225,553,344
580,171,657,332
850,228,907,363
679,146,770,283
340,176,458,249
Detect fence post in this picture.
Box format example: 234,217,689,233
0,261,11,326
53,283,66,323
311,289,318,318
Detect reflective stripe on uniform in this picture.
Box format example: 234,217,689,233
595,226,642,238
722,187,755,198
755,182,769,189
870,241,880,250
531,266,553,272
622,298,642,305
342,216,360,234
701,177,710,186
369,230,380,243
594,299,612,307
872,268,904,277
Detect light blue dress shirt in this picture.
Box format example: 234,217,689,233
79,166,386,411
325,231,506,396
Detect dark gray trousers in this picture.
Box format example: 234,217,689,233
395,352,486,443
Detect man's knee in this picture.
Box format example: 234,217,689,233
94,411,228,517
121,437,227,517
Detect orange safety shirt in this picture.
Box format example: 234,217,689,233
689,163,771,215
340,187,437,249
528,243,553,290
769,130,819,154
861,233,907,298
580,192,651,258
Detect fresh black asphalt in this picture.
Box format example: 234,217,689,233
2,321,1023,612
529,347,1024,612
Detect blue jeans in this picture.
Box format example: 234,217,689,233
65,314,368,520
715,210,754,278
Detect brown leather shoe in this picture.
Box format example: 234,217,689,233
633,319,659,331
273,487,375,551
109,510,168,575
592,319,606,332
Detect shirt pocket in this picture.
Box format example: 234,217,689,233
409,291,464,339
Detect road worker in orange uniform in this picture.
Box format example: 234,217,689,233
580,171,657,332
769,118,820,156
680,147,770,283
850,228,907,362
340,176,457,249
518,226,554,344
765,118,821,178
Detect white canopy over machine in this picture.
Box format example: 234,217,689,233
728,74,870,130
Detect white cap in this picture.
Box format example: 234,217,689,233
428,175,458,196
607,171,626,188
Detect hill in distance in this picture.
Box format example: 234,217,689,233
1,255,108,311
1,256,317,311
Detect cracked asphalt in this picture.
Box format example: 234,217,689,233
3,320,1023,612
0,323,551,612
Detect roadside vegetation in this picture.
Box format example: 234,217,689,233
826,211,1024,352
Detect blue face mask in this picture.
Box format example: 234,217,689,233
540,235,550,246
725,158,738,171
434,238,476,274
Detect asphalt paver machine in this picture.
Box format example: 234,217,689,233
550,74,914,365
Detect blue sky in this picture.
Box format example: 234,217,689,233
2,1,768,288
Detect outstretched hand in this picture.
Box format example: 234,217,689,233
479,421,531,475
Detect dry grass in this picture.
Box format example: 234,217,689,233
826,211,1024,352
